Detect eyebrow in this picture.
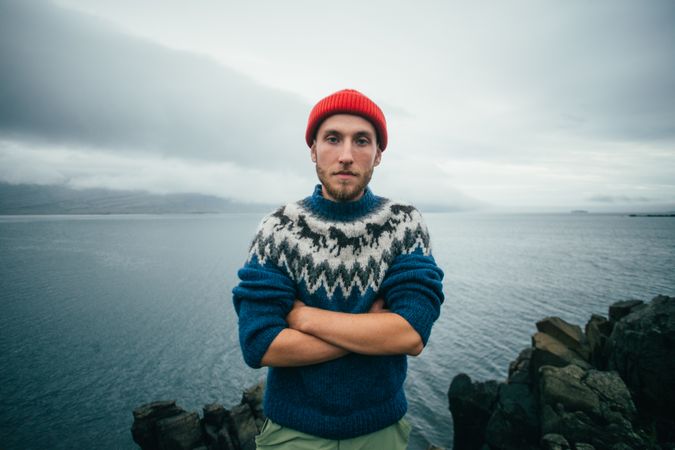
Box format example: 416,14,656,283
353,131,374,139
320,129,374,139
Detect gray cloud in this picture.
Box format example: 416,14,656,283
0,0,309,170
500,1,675,143
2,0,674,212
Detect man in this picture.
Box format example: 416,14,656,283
232,89,444,449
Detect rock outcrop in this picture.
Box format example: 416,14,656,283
607,295,675,444
448,294,675,450
131,381,265,450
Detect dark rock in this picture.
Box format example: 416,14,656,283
541,433,571,450
531,333,591,384
608,294,675,443
241,382,265,419
226,403,259,450
131,400,184,450
131,382,266,450
203,423,219,448
608,299,644,323
241,381,266,430
539,365,649,449
539,365,599,416
573,444,595,450
537,317,588,359
585,315,612,369
155,411,203,450
203,403,226,428
582,370,636,421
217,427,236,450
448,373,499,450
446,295,673,450
484,383,539,450
508,347,533,385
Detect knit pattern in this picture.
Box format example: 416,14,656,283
247,197,431,299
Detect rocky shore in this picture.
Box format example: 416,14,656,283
131,382,265,450
130,294,674,450
448,294,674,450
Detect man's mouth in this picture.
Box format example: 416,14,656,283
334,171,357,177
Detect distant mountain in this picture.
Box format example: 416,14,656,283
0,183,275,214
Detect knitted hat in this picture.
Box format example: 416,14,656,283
305,89,388,151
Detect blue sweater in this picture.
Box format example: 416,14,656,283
232,185,444,439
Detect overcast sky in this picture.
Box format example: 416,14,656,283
1,0,674,212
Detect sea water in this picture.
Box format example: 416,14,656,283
1,213,674,449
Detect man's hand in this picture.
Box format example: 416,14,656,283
369,298,387,313
286,300,309,330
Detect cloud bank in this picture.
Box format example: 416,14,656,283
1,0,674,211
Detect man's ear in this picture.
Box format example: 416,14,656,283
310,142,317,163
374,148,382,166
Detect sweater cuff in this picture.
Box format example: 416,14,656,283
245,325,286,369
392,298,439,346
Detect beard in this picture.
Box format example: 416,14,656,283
316,164,375,202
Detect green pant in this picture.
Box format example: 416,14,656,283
255,418,411,450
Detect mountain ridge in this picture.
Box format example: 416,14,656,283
0,183,275,214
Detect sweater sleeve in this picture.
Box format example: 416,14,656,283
232,216,296,369
378,207,444,346
379,251,444,346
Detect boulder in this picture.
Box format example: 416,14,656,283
538,365,648,449
582,370,636,421
203,403,226,428
607,294,675,442
530,332,591,384
241,381,265,429
539,365,600,416
202,423,220,449
217,427,236,450
536,317,588,359
584,314,612,369
608,299,644,323
131,400,184,450
448,373,499,450
484,382,539,450
155,411,203,450
226,403,259,450
540,433,571,450
573,444,595,450
507,347,533,385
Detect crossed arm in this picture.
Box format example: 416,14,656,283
260,299,424,367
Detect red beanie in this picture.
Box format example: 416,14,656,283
305,89,388,151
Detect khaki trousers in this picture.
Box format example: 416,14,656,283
255,417,411,450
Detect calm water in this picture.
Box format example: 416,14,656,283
1,213,674,449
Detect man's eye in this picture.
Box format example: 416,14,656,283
356,138,369,146
326,136,339,143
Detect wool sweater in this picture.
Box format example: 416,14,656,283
232,185,444,439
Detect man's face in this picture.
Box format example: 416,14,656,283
311,114,382,202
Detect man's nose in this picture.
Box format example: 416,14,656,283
338,142,355,164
